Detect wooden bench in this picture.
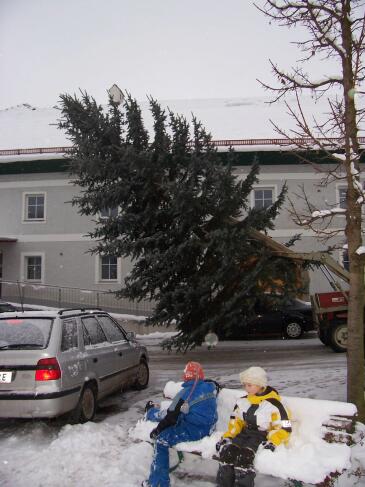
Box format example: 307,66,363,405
130,383,358,486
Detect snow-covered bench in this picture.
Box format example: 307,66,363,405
130,381,358,486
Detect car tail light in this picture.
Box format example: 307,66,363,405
6,319,24,325
35,358,61,381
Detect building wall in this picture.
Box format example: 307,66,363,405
0,160,354,307
235,163,352,293
0,170,140,311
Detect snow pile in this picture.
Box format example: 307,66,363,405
130,382,357,485
349,423,365,478
0,420,153,487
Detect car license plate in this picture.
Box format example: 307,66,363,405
0,371,12,383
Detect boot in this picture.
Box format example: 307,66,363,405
216,463,235,487
233,467,255,487
219,444,255,469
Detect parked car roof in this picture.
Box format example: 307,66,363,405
0,308,106,319
0,310,59,318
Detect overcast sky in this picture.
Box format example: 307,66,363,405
0,0,335,109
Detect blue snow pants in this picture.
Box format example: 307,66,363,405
147,416,211,487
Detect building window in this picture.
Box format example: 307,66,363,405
100,256,118,280
24,193,45,220
100,207,118,219
253,188,273,209
338,187,347,209
26,256,42,281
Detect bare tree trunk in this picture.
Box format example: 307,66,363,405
346,251,365,419
346,188,365,420
342,0,365,420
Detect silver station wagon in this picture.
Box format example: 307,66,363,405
0,308,149,422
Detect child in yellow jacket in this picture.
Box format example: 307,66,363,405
216,366,291,487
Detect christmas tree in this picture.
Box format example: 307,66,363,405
59,92,300,350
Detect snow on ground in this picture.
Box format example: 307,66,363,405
0,334,364,486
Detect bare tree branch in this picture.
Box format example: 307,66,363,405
256,0,365,419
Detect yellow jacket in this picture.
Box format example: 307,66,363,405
223,386,291,446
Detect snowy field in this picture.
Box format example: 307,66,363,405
0,334,364,487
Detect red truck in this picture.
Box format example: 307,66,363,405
312,291,349,352
281,251,351,353
250,230,352,353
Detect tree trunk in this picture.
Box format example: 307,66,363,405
346,235,365,421
342,0,365,421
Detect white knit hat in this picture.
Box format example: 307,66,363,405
239,366,267,388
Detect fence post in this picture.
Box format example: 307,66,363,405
58,288,62,308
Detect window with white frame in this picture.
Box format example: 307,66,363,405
25,256,42,281
338,187,347,209
24,193,45,221
253,188,274,209
100,207,118,219
100,255,118,280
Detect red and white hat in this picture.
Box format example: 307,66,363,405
183,361,205,381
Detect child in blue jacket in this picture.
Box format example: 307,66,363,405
142,361,218,487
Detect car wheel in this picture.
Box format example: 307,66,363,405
329,322,347,353
70,383,97,423
133,360,149,390
318,328,330,346
284,321,303,339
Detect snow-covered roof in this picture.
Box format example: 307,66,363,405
2,95,362,152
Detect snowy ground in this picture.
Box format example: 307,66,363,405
0,335,364,487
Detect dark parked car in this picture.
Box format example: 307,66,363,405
0,301,16,313
221,296,314,340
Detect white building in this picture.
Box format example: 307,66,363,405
0,97,362,311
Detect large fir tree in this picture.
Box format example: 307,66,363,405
59,92,300,350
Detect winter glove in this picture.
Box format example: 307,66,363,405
150,428,159,440
145,400,155,413
262,441,276,452
216,437,231,452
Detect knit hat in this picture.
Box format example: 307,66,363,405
239,366,267,388
183,361,205,381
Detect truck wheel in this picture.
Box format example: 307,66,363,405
318,328,330,346
133,360,149,390
329,323,347,353
69,383,97,423
284,321,303,339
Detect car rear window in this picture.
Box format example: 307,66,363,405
0,318,53,349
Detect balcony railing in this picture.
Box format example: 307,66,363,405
0,280,152,317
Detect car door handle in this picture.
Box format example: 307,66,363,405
93,358,98,363
117,351,123,356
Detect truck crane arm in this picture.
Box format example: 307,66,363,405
248,228,350,286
